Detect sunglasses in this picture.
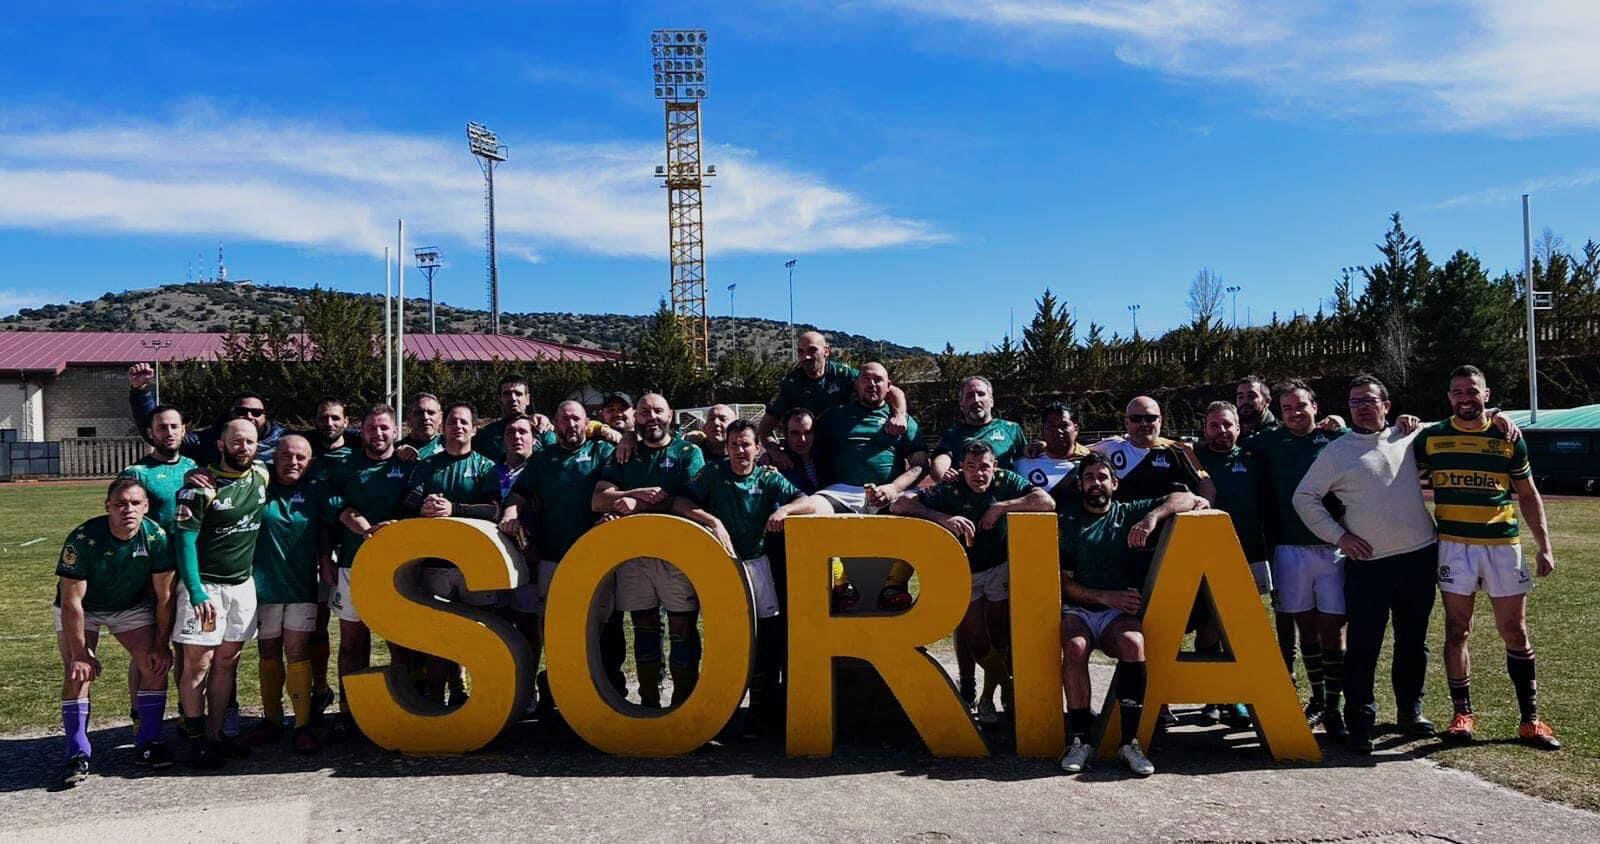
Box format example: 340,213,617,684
232,406,266,418
1127,414,1160,423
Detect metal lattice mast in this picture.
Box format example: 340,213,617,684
652,29,714,366
467,122,507,335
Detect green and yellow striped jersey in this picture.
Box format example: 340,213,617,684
1413,417,1531,545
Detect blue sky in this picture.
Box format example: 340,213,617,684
2,1,1598,352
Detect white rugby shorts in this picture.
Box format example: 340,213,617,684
173,580,258,646
1271,545,1344,614
1437,540,1532,598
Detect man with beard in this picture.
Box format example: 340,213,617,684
397,392,445,460
1294,375,1441,753
128,364,287,464
52,478,176,787
501,401,619,713
1416,366,1558,749
172,419,268,768
892,440,1053,725
595,392,633,437
403,403,501,705
1235,375,1279,436
592,393,706,708
674,419,818,736
117,404,196,722
1016,401,1091,501
1194,401,1270,726
1088,396,1215,504
241,434,323,754
1056,452,1209,777
686,403,737,463
324,405,412,738
758,332,909,470
305,398,359,465
473,377,554,465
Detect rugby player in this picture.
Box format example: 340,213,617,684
172,419,268,767
891,440,1053,724
325,404,412,738
116,404,195,722
592,393,706,707
495,413,538,500
1251,379,1344,731
241,434,323,754
686,403,737,462
1016,401,1090,501
758,331,909,470
306,398,358,462
1415,366,1559,749
501,401,619,712
597,392,634,436
1088,396,1215,503
770,408,823,495
402,403,501,705
1293,375,1440,753
1195,401,1270,726
53,478,176,787
1235,375,1279,435
129,363,287,464
592,393,635,697
1057,452,1209,776
301,397,355,720
674,419,818,736
809,363,927,611
397,392,445,460
473,377,554,465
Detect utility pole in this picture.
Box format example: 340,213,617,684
1523,194,1539,424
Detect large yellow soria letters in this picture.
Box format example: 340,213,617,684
345,518,534,754
1096,511,1320,761
1005,513,1065,758
544,514,755,756
785,515,987,758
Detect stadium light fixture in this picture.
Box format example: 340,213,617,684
467,122,507,162
651,29,709,101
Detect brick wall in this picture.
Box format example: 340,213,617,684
44,365,140,441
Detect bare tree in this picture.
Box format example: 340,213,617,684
1187,267,1225,332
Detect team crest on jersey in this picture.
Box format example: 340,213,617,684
290,492,306,505
661,456,676,469
990,432,1005,441
1313,433,1329,445
1152,454,1171,469
1438,564,1453,583
61,545,78,567
388,466,405,478
1027,468,1049,486
1110,450,1127,470
1232,462,1249,473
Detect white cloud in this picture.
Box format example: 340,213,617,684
876,0,1600,132
0,289,54,316
1433,168,1600,209
0,110,943,261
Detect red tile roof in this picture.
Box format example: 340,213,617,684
0,331,617,374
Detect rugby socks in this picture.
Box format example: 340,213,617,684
286,660,314,728
62,698,91,758
308,632,332,693
1068,707,1094,743
668,612,702,704
1116,661,1147,747
1302,641,1325,704
1321,647,1344,713
829,557,849,589
1274,611,1298,681
259,658,286,724
1448,675,1473,715
135,691,166,746
1508,648,1538,723
634,615,664,707
884,560,914,590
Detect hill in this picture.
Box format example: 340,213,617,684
0,282,932,362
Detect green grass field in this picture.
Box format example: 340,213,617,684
1,482,1595,808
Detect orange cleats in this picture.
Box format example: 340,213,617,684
1517,719,1561,750
1445,712,1475,742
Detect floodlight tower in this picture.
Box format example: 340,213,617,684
651,29,715,367
466,122,507,335
415,246,442,333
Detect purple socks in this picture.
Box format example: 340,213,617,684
136,690,166,745
62,698,91,758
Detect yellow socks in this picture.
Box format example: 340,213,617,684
286,660,313,727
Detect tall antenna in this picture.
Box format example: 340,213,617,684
466,122,507,335
217,242,227,284
651,29,715,366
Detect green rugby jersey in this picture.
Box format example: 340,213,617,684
765,360,858,417
118,453,198,536
915,469,1034,573
814,401,922,487
601,435,704,498
1058,498,1163,598
329,450,412,566
176,464,269,585
407,449,500,510
513,438,614,562
55,516,171,614
402,433,444,460
1414,417,1531,545
686,461,803,560
1247,424,1343,547
1196,445,1268,562
934,418,1028,471
252,480,323,605
474,418,558,465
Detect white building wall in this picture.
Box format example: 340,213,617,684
0,379,45,441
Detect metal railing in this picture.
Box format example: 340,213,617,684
60,437,149,478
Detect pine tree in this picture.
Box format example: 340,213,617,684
982,334,1022,381
631,299,702,405
1413,250,1522,409
1021,288,1076,391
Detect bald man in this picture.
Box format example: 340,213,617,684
810,363,927,515
1086,396,1215,504
758,331,910,469
686,403,737,463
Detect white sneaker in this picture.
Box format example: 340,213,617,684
975,698,1000,726
1119,740,1155,777
1058,738,1093,773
